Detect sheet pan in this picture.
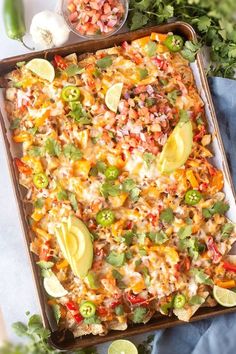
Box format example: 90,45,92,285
0,22,236,350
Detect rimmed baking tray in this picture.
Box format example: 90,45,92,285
0,21,236,351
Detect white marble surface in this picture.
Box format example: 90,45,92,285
0,0,151,351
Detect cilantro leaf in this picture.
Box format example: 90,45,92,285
160,208,174,224
36,261,54,269
148,230,168,244
138,67,148,79
122,178,136,192
221,223,234,239
191,269,213,285
132,307,147,323
203,201,230,218
96,56,113,69
112,269,126,288
34,198,45,209
115,305,124,316
130,187,141,202
45,138,61,157
63,143,83,161
12,322,28,337
52,304,61,325
145,41,157,57
28,146,43,157
84,315,101,325
122,230,135,246
177,225,192,239
106,251,125,267
64,64,85,77
197,16,212,32
181,41,201,62
57,189,68,201
10,118,20,130
189,295,205,305
167,90,181,106
100,181,122,197
129,11,149,31
96,160,107,173
143,152,156,168
68,192,78,211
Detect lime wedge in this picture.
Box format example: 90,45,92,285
213,285,236,307
108,340,138,354
158,120,193,173
105,83,123,113
43,272,68,298
25,58,55,82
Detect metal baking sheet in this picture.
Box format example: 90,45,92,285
0,22,236,350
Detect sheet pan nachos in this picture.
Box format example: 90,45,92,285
3,32,236,337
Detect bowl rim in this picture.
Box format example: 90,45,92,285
61,0,129,40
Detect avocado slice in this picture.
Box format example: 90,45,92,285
55,216,93,279
158,119,193,173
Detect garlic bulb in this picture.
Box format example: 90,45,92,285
30,11,70,49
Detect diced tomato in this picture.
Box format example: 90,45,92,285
199,182,209,192
97,306,108,316
54,55,68,70
147,213,158,226
39,241,51,261
14,158,32,175
126,221,133,230
74,313,84,324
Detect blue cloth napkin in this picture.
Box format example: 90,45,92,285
152,77,236,354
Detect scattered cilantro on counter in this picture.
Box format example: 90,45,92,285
128,0,236,78
0,313,155,354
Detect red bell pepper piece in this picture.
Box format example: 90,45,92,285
127,292,147,305
54,55,68,70
66,301,84,323
15,158,32,175
66,301,78,312
110,301,121,309
206,237,222,264
74,313,83,324
223,261,236,272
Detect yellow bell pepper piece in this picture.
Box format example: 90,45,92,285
131,279,146,293
186,170,199,188
77,130,89,149
215,279,236,289
22,156,43,174
111,220,125,238
34,111,50,127
150,32,167,43
13,131,32,143
109,193,128,209
31,209,45,222
56,259,69,270
142,186,160,198
34,228,52,241
132,36,151,48
73,160,91,178
106,153,126,168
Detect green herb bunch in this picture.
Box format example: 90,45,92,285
0,313,97,354
129,0,236,78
